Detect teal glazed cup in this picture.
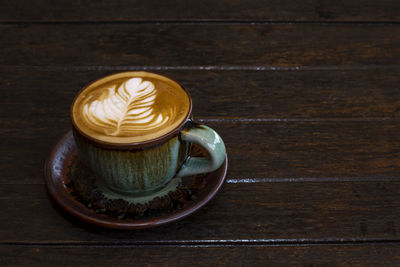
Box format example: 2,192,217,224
71,72,226,201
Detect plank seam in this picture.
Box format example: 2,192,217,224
0,65,399,71
1,176,400,186
225,177,400,183
1,239,400,247
198,117,400,122
0,20,400,25
3,117,400,123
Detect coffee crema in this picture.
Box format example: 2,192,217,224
72,72,191,145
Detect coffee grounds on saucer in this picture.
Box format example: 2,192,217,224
66,156,195,220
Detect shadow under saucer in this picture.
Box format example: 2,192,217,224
44,130,228,229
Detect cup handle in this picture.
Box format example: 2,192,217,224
175,121,226,177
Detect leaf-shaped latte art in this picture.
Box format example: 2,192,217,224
82,78,170,136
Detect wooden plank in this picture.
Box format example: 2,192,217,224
1,244,399,266
1,181,399,242
1,0,399,22
2,68,400,184
0,24,399,67
2,69,400,120
2,120,400,184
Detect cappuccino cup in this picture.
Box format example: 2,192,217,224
71,71,226,200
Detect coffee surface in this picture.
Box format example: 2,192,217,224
72,72,190,144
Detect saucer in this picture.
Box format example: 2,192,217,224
44,131,228,229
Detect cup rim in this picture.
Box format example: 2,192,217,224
70,71,193,150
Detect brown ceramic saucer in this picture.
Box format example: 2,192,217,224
44,131,228,229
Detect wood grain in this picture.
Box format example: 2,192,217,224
2,68,400,184
1,0,399,22
2,120,400,184
2,69,400,120
1,182,399,242
0,24,399,67
1,0,400,264
1,244,399,266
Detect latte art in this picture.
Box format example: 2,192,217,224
82,78,171,136
72,72,191,145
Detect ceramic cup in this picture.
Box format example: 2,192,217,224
71,72,226,201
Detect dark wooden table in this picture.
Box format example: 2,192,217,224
1,1,400,266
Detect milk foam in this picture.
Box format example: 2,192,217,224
72,72,191,144
82,78,170,136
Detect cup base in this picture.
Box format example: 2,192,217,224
95,177,182,204
45,131,228,229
